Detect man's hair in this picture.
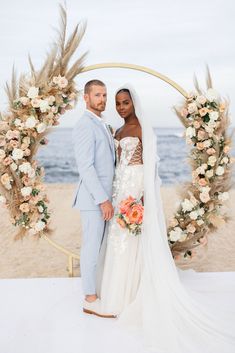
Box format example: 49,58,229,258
84,80,105,94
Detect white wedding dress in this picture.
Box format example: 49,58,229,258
98,136,144,315
97,85,235,353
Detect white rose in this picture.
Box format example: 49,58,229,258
218,192,229,201
188,102,198,114
39,99,50,113
25,116,37,129
31,98,41,108
197,219,204,226
196,95,207,105
20,97,30,105
0,149,6,161
205,169,214,178
178,233,188,242
209,111,219,121
208,120,217,128
216,166,225,176
222,157,229,164
27,86,39,99
198,208,205,216
21,186,32,197
14,118,22,127
10,163,18,171
169,227,183,242
203,139,212,148
181,199,194,212
28,168,35,179
189,211,198,220
196,164,207,175
200,186,211,194
206,88,219,102
35,220,46,232
199,192,210,203
0,195,6,204
47,96,56,105
36,123,47,133
19,162,32,174
38,206,44,213
58,76,68,89
186,126,196,138
208,156,217,167
12,148,24,161
204,125,214,135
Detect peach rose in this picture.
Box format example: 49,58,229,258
196,142,205,150
199,107,209,117
169,218,179,227
206,148,216,155
223,145,230,154
3,157,13,166
126,204,144,224
198,178,207,187
9,140,19,148
180,108,188,118
193,120,201,129
186,224,196,233
1,173,10,185
119,196,135,214
197,130,207,140
219,103,226,113
19,202,30,213
116,217,126,228
23,148,31,156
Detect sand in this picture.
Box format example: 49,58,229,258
0,184,234,279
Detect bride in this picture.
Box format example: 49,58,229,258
96,84,235,353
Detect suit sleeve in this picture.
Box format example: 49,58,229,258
73,123,109,205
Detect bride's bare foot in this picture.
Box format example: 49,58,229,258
85,294,98,303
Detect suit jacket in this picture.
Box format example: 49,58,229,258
72,110,115,210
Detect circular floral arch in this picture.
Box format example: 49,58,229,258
0,7,233,276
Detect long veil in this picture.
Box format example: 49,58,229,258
117,84,235,353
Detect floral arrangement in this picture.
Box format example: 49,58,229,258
0,6,86,239
168,70,234,259
116,196,144,235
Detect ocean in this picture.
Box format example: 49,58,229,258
37,128,235,185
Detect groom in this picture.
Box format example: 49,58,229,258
73,80,115,316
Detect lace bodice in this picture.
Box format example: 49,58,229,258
114,137,143,166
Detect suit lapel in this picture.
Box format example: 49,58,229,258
85,111,116,162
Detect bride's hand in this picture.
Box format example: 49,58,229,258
99,200,114,221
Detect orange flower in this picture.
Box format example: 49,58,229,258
119,196,135,214
196,142,204,150
126,204,144,225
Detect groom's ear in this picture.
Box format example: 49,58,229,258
84,93,89,103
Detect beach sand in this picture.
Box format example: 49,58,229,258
0,184,234,279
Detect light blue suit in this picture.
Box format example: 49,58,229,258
72,110,115,295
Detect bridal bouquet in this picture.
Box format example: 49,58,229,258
116,196,144,235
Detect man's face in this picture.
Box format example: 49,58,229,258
84,85,107,115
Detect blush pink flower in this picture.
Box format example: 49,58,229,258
199,107,209,117
119,196,135,214
198,178,208,187
206,148,216,155
3,157,13,166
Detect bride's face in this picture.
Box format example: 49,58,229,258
115,92,135,119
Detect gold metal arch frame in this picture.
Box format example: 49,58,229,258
43,62,189,277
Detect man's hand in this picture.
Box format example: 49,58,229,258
100,200,114,221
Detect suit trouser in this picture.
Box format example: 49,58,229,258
79,210,105,295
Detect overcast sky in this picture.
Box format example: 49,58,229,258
0,0,234,128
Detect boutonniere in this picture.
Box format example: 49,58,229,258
107,124,116,137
